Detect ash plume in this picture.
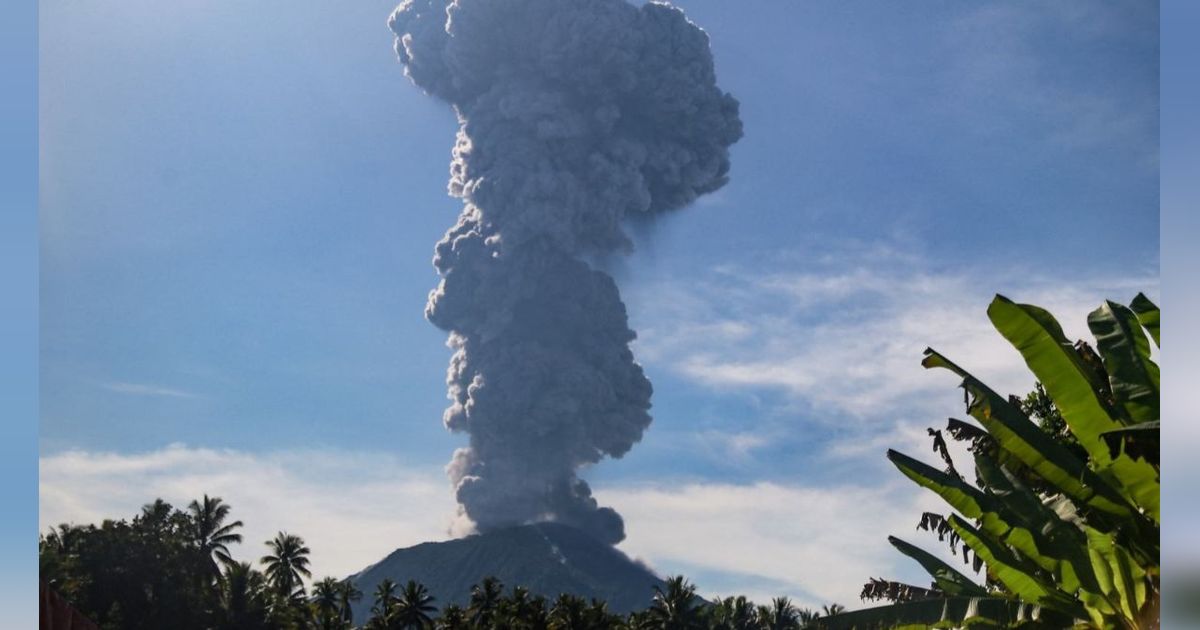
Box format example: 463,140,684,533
389,0,742,545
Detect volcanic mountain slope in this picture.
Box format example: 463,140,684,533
346,523,665,621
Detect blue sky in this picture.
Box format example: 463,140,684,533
40,0,1159,608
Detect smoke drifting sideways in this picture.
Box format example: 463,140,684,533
389,0,742,545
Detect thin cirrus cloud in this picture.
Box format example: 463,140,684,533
629,246,1158,424
100,381,199,399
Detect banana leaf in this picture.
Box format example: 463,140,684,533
813,596,1066,630
887,451,987,518
945,417,989,446
988,296,1161,522
1129,293,1159,347
889,450,1067,577
987,295,1125,465
889,536,988,598
1100,422,1159,466
1086,527,1148,624
946,516,1083,618
1087,300,1159,423
921,348,1132,518
1102,456,1160,525
972,455,1106,599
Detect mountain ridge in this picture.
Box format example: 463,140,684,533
346,523,666,622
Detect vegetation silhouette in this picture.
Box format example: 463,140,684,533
40,500,838,629
188,495,244,579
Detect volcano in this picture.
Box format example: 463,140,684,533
345,523,665,621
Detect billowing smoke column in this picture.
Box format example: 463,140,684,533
389,0,741,545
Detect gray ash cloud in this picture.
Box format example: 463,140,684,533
389,0,741,545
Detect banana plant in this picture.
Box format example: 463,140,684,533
818,294,1159,630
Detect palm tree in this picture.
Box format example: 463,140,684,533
645,576,704,630
711,596,757,630
549,594,587,630
312,577,344,630
137,498,179,541
505,586,531,616
371,578,400,628
795,607,820,628
187,494,244,578
260,532,312,598
141,498,173,522
819,603,844,618
758,597,798,630
499,586,549,630
39,524,84,597
394,580,438,629
468,576,504,627
216,561,271,629
337,580,364,627
436,604,468,630
585,598,618,630
626,610,652,630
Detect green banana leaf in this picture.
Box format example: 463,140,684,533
944,418,1034,488
888,450,1063,577
987,295,1125,465
946,516,1083,618
887,450,986,518
988,296,1161,522
1086,527,1148,624
1129,293,1159,347
1100,422,1159,466
888,536,988,598
1087,300,1159,423
945,417,989,444
921,348,1132,518
813,596,1063,630
1103,458,1160,525
972,455,1104,599
891,447,1117,609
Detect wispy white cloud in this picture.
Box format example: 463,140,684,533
631,246,1156,424
101,381,199,399
693,430,770,461
602,479,959,608
676,429,777,468
40,445,457,580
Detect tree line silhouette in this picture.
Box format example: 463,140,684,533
40,496,844,630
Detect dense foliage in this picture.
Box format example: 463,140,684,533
40,500,843,630
821,294,1160,629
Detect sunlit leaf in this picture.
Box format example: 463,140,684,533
946,516,1082,617
1129,293,1159,347
921,348,1133,518
987,295,1124,465
1087,300,1159,423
